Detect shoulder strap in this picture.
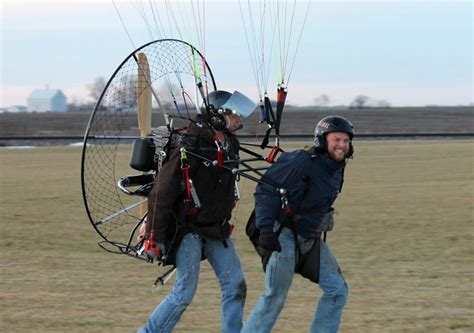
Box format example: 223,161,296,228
300,151,316,206
339,165,346,193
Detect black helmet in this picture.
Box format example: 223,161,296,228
314,115,355,158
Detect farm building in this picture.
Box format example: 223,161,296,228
27,88,68,112
8,105,28,112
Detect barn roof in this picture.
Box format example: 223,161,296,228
28,89,66,100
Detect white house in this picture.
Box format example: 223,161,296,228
27,88,68,112
8,105,28,112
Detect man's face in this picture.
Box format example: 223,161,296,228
224,114,242,133
326,132,350,162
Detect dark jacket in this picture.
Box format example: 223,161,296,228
254,146,344,239
147,121,240,244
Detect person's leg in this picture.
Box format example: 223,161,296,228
242,228,296,333
309,241,348,333
138,233,202,333
204,238,247,333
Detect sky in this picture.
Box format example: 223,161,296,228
1,0,473,108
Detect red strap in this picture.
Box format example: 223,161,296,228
181,165,192,197
143,231,161,258
217,148,223,168
266,146,280,163
277,86,285,103
213,135,224,168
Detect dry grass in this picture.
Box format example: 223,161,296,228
1,106,473,138
0,140,473,332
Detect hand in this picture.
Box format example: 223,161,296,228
136,221,147,242
144,239,166,263
259,232,281,252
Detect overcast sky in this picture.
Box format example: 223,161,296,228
1,0,472,108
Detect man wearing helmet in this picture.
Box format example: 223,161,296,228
243,116,355,333
138,90,255,333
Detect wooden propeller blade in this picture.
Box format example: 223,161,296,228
136,52,152,220
137,52,152,137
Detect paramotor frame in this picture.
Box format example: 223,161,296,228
81,39,217,259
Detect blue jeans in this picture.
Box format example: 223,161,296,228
243,228,348,333
138,233,246,333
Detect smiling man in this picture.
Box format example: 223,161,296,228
326,131,351,162
243,116,355,333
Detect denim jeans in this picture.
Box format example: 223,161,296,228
243,227,348,333
138,233,246,333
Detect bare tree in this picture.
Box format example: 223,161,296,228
349,95,391,109
67,97,93,112
67,97,80,112
313,94,330,107
376,99,391,108
87,77,107,102
349,95,370,109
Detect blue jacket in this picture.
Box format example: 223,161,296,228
254,146,345,239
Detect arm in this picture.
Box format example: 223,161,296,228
147,148,183,243
254,180,282,234
254,150,311,233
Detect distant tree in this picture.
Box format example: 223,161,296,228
67,96,95,112
349,95,370,109
376,99,391,108
313,94,330,107
87,77,107,102
349,95,391,109
67,97,80,112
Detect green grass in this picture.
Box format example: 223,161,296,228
1,140,473,332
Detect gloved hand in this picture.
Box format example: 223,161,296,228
259,232,281,252
144,239,166,263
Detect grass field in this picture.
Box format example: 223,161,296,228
1,140,473,332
